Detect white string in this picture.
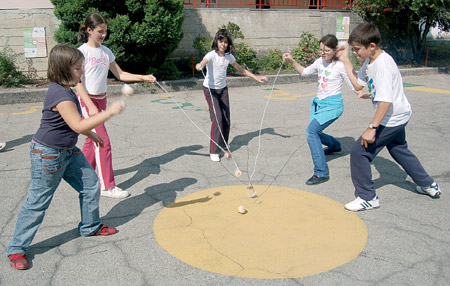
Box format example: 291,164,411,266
247,59,285,191
201,70,236,161
154,57,285,198
154,80,240,171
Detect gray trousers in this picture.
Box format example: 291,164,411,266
350,122,433,201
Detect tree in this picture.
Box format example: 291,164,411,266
350,0,450,64
51,0,184,73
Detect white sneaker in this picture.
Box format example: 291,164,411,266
0,142,6,151
101,186,129,199
210,154,220,162
416,182,441,197
345,196,379,211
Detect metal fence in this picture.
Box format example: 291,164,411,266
183,0,353,9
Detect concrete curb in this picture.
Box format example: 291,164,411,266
1,67,448,105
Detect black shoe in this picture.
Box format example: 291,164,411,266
306,175,329,185
323,147,342,155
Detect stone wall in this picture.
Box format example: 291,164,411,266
173,9,363,57
0,8,362,79
0,9,60,79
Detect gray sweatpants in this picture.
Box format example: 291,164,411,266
350,122,433,201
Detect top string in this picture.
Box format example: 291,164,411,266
247,59,285,192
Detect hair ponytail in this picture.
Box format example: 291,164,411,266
77,25,89,43
77,13,108,43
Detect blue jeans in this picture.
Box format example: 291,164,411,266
306,118,341,177
7,142,101,255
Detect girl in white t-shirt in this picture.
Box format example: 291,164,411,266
195,29,268,162
76,13,156,199
283,34,354,185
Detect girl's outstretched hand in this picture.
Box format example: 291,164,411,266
356,90,371,99
143,75,156,83
282,52,294,63
257,76,269,84
107,100,125,117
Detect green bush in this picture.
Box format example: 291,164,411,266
219,22,244,40
51,0,184,74
257,49,284,72
193,36,212,57
0,46,30,88
153,59,181,80
229,42,258,75
290,32,320,67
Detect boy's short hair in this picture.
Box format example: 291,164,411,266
47,44,84,87
348,23,381,47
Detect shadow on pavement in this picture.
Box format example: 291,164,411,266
324,136,355,162
229,127,290,152
115,145,203,190
2,134,33,152
102,177,198,227
373,156,418,193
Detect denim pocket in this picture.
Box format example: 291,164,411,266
31,146,63,174
42,153,63,174
73,147,82,155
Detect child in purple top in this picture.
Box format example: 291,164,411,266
6,44,124,270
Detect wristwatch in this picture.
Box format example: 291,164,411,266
368,123,378,130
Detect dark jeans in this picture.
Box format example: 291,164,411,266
203,86,230,154
350,122,433,201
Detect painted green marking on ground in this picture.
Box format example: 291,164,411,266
403,83,425,87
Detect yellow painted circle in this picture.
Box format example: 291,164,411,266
154,185,367,279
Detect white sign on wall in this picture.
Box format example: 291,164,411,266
336,16,350,40
23,27,47,58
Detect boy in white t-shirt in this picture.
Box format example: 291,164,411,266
337,23,441,211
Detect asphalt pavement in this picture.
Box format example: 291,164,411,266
0,71,449,285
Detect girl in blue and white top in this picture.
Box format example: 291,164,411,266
283,34,354,185
196,29,268,162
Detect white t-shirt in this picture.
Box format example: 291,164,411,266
302,58,353,100
203,50,236,89
357,52,411,127
78,43,115,95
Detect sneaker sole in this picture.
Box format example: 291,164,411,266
100,192,129,199
345,205,379,212
416,187,441,197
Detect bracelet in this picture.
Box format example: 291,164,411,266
140,75,144,82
